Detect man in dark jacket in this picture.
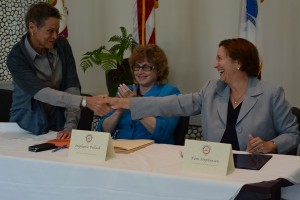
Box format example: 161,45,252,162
7,2,111,138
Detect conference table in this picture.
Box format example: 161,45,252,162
0,123,299,200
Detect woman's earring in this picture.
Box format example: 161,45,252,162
237,67,240,70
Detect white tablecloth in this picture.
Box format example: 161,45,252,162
0,123,300,200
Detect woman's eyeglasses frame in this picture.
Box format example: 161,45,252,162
132,64,156,72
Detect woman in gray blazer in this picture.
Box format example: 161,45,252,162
104,38,300,154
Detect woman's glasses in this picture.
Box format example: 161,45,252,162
133,64,155,71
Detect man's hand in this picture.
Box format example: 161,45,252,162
56,130,71,139
86,95,112,116
102,97,131,110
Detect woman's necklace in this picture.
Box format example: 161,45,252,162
231,92,245,104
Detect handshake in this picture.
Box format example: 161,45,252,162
85,95,131,116
86,84,136,115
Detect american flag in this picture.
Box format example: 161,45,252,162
133,0,158,45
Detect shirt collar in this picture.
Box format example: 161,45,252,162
24,35,58,60
48,47,57,57
24,36,37,61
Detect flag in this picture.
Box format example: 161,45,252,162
49,0,68,38
239,0,264,78
133,0,158,45
239,0,260,44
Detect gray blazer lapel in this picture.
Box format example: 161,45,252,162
237,77,263,124
216,82,230,125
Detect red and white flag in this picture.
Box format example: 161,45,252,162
49,0,68,38
133,0,158,45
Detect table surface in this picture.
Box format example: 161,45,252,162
1,122,300,200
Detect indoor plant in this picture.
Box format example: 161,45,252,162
80,27,138,96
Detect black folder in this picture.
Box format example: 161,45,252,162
233,154,272,170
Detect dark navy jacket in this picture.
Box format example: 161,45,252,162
6,34,80,135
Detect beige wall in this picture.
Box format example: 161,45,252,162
66,0,300,108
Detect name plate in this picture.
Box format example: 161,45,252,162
68,129,115,162
182,140,234,176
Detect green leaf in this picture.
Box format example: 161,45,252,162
80,26,137,72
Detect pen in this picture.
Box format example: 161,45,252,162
52,144,67,153
179,151,183,158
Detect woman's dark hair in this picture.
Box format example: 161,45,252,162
219,38,261,77
129,44,169,84
25,2,61,30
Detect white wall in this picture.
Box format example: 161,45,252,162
66,0,300,108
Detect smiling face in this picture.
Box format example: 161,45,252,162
214,46,241,84
28,17,60,54
133,60,158,88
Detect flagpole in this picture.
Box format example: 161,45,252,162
141,0,146,45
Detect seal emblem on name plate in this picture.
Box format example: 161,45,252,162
86,134,93,143
202,145,211,155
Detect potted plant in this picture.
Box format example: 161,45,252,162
80,27,138,96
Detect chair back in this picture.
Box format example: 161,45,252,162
0,89,13,122
77,107,94,130
77,94,94,131
291,107,300,131
291,106,300,156
173,116,190,146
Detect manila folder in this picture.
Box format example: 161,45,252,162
113,139,154,153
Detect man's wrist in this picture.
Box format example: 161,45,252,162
81,96,87,108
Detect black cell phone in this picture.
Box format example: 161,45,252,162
28,143,57,152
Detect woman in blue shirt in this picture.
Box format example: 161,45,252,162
97,44,180,144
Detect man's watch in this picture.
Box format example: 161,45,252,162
81,96,87,108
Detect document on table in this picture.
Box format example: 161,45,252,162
47,138,154,154
113,139,154,153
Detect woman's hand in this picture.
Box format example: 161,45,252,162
56,130,71,139
246,134,276,154
117,84,137,98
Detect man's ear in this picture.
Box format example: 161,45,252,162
28,21,36,34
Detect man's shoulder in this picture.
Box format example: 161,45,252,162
7,37,27,66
